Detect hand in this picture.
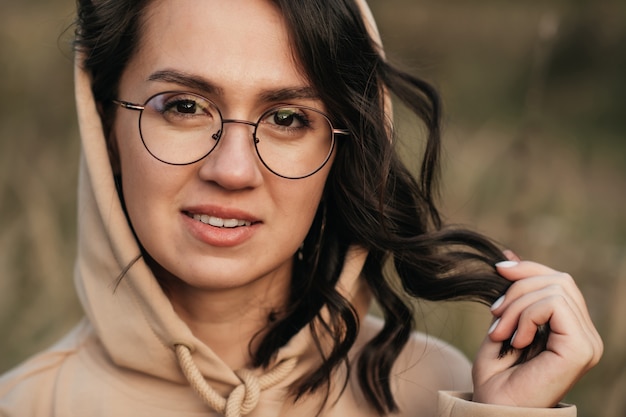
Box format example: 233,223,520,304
472,253,603,407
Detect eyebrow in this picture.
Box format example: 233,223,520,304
148,70,223,95
147,69,319,103
258,87,319,103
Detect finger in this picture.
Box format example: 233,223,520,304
513,295,598,372
473,325,522,384
490,288,600,371
492,263,589,334
489,281,584,344
508,296,566,350
495,260,561,281
489,271,602,363
502,249,522,262
488,285,562,343
490,273,585,318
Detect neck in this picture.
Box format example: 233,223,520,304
150,259,291,370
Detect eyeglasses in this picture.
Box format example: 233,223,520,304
113,91,349,179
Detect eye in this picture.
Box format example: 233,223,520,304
162,94,209,116
171,99,199,114
147,92,219,128
265,107,310,129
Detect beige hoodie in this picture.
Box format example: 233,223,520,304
0,1,576,416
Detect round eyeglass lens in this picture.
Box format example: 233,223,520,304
139,92,222,165
253,106,334,179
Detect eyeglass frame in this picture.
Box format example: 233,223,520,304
112,91,350,179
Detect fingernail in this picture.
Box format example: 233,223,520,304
490,295,505,311
510,330,518,345
488,318,500,335
496,261,518,268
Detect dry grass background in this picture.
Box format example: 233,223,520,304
1,1,624,416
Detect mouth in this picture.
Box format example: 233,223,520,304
184,212,253,228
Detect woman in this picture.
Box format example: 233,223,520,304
0,0,602,416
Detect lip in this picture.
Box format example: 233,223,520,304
181,205,261,247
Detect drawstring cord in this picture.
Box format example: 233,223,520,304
175,344,297,417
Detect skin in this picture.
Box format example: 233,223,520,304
473,251,603,407
111,0,332,369
109,0,602,407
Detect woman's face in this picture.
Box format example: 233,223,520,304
112,0,332,292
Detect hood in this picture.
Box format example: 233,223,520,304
72,0,383,415
74,55,371,396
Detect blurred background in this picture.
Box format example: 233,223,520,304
0,0,624,415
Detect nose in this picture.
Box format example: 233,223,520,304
197,120,263,190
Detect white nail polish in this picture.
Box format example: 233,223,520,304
511,330,518,345
488,318,500,335
490,295,505,311
496,260,518,268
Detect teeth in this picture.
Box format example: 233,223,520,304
192,214,251,228
223,219,239,227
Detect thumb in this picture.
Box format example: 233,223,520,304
473,321,521,384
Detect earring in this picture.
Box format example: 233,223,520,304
297,242,304,261
296,201,327,265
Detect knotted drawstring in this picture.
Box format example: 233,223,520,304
175,344,297,417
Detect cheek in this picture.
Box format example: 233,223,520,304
279,152,333,212
272,173,329,236
117,151,188,262
113,118,174,228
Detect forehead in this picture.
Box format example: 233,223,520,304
128,0,308,97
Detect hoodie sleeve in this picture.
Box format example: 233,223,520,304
438,392,577,417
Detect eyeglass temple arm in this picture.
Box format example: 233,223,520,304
113,100,144,111
333,129,350,136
